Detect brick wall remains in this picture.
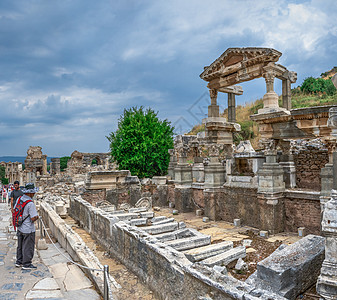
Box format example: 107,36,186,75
284,191,321,235
294,150,328,190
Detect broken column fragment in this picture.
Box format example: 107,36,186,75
247,234,324,299
184,241,233,262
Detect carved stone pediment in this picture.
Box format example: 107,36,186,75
200,47,282,83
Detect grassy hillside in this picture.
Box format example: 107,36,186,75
188,67,337,148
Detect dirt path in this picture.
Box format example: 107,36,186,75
64,217,158,300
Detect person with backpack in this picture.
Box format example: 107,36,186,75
10,181,23,213
13,183,39,270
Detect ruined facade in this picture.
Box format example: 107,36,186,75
0,161,23,183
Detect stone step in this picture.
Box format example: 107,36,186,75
153,228,193,242
141,222,179,235
153,232,176,242
201,246,246,267
151,216,167,223
140,211,154,219
113,213,139,221
152,217,175,225
130,218,148,226
183,241,234,262
165,235,211,251
129,207,148,213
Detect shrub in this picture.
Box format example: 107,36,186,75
60,156,71,171
301,77,336,96
107,107,174,178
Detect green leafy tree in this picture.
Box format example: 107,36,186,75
0,165,9,184
107,107,174,178
60,156,71,171
301,77,336,96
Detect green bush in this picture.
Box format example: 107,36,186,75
60,156,71,171
234,120,255,144
300,77,336,96
0,165,8,184
107,107,174,178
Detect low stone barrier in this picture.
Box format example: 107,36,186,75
69,195,286,300
39,201,119,298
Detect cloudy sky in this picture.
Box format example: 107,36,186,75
0,0,336,157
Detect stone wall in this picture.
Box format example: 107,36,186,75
204,187,260,228
294,149,328,190
284,190,321,235
69,195,285,300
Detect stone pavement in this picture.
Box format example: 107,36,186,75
0,203,100,300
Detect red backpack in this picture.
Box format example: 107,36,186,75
12,196,32,230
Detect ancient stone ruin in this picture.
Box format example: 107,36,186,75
3,47,337,299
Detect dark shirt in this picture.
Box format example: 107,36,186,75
10,189,24,206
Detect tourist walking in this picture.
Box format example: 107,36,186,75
10,181,23,212
14,183,39,270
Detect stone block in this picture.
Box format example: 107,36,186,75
152,218,175,225
140,211,154,218
201,246,246,267
129,207,148,213
179,221,186,229
259,231,269,238
172,210,179,215
247,235,325,299
141,222,178,235
196,209,203,216
37,238,48,250
130,218,148,226
165,235,211,251
234,219,241,227
175,228,194,239
151,216,167,223
113,213,139,221
184,241,233,262
298,227,305,237
153,232,176,242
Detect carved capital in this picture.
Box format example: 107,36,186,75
209,89,218,105
176,145,189,158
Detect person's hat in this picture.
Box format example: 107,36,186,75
21,183,39,194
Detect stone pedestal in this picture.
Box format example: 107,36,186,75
257,155,285,234
192,160,204,183
317,190,337,299
203,117,240,145
320,163,334,210
174,157,192,187
167,149,177,180
257,155,285,194
204,157,225,189
279,161,296,188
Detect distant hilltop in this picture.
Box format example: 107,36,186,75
0,156,55,164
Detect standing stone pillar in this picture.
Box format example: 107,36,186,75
227,93,236,122
174,145,193,212
50,158,61,175
174,145,192,187
204,144,225,189
317,190,337,298
279,140,296,189
42,155,48,175
282,79,291,110
208,89,219,118
257,140,285,234
167,149,177,180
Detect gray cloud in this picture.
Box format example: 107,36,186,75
0,0,336,156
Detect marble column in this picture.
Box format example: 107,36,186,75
208,89,219,118
227,93,236,122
